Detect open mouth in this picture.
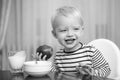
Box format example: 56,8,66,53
65,38,76,44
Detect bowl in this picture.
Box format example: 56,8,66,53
25,75,51,80
23,61,52,77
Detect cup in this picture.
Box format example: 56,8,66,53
8,51,26,73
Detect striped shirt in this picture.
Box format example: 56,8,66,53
53,43,111,77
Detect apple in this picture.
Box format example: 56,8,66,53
36,45,53,60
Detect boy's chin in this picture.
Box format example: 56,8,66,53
64,44,77,50
64,42,80,51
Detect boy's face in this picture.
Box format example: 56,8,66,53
52,15,83,51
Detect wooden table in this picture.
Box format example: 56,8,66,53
0,70,115,80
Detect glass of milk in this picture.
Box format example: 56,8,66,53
8,51,26,73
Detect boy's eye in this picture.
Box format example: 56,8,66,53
74,27,80,30
59,29,67,32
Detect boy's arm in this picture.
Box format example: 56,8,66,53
50,54,60,72
91,47,111,77
50,55,56,72
93,64,111,77
51,64,56,72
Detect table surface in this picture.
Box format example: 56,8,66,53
0,70,115,80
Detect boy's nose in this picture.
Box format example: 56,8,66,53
66,30,74,37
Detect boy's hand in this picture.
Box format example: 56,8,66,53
82,65,92,75
38,52,47,60
76,63,92,75
36,45,53,60
32,52,47,61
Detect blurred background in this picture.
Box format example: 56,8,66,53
0,0,120,70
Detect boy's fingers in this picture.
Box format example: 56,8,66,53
82,68,92,75
36,52,39,56
38,53,42,60
43,55,47,60
38,53,47,60
82,65,92,72
76,65,92,75
76,66,85,74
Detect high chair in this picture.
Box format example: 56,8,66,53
88,38,120,79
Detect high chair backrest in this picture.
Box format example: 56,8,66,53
88,39,120,79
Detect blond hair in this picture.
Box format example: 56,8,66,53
51,6,84,29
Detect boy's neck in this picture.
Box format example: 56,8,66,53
64,42,83,53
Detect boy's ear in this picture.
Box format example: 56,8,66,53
52,30,57,38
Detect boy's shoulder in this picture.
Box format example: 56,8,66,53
82,43,92,48
82,43,97,52
55,48,65,56
56,48,64,53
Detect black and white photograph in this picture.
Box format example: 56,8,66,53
0,0,120,80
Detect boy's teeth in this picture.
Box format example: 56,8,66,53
65,39,75,44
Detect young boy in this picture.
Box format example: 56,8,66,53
51,6,111,77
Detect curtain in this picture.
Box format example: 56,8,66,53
1,0,120,70
0,0,12,70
